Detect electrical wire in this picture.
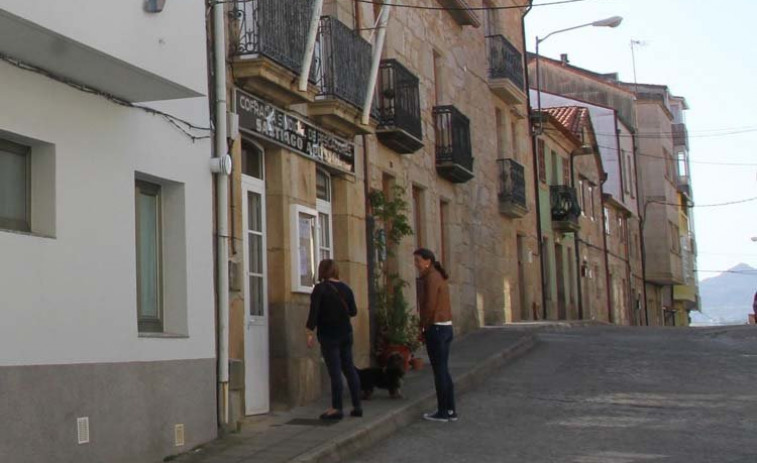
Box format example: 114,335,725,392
540,128,757,166
0,53,212,142
210,0,590,10
646,196,757,208
354,0,586,10
589,142,757,167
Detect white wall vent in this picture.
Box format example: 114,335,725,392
174,424,185,447
77,417,90,445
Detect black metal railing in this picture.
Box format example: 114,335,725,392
434,105,474,173
550,185,581,223
232,0,318,81
318,16,372,110
497,159,527,209
672,123,689,149
487,35,525,90
377,60,422,140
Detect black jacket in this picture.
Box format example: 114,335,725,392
306,280,357,339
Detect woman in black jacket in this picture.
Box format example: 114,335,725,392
306,259,362,420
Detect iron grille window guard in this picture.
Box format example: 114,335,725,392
377,60,422,141
497,159,527,209
232,0,319,82
486,35,525,91
672,123,689,149
318,16,373,110
434,105,474,181
550,185,581,222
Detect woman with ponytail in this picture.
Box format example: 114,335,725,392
413,248,457,422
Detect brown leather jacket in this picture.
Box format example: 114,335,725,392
416,266,452,327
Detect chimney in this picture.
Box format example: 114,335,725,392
560,54,569,66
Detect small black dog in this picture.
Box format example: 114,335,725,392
357,353,405,399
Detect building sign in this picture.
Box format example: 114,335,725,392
235,89,355,174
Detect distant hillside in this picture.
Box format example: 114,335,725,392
691,263,757,326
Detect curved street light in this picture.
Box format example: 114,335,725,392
534,16,624,133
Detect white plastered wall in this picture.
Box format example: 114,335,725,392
0,54,214,366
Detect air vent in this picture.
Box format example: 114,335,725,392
174,424,185,447
77,417,90,445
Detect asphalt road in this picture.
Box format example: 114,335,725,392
346,325,757,463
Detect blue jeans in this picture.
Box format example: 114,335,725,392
425,325,455,416
319,333,361,411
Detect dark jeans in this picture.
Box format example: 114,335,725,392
319,333,361,411
425,324,455,416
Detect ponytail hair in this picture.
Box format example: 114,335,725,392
413,248,449,280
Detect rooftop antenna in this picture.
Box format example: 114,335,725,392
630,39,646,94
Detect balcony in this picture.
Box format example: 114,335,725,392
376,60,423,154
550,185,581,232
677,174,692,199
309,16,375,136
231,0,319,106
435,0,481,27
487,35,526,105
0,9,201,102
434,106,474,183
672,123,689,150
497,159,528,218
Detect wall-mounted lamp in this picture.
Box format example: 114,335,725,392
145,0,167,13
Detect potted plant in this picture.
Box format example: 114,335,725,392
374,275,422,371
368,187,419,371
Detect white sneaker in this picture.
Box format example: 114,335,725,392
423,411,449,422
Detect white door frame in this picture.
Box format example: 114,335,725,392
241,141,269,415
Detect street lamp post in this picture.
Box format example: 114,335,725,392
534,16,623,134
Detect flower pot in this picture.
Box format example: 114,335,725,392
409,357,424,371
381,344,411,372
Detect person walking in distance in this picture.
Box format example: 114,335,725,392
306,259,362,420
413,248,457,422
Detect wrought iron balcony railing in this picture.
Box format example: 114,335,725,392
497,159,528,217
317,16,372,110
376,59,423,153
487,35,525,91
550,185,581,232
433,105,474,183
232,0,317,81
672,123,689,150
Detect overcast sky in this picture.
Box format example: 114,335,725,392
525,0,757,281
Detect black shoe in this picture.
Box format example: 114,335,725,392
350,408,363,417
448,410,458,421
319,411,344,421
422,411,449,423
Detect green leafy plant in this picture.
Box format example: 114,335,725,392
368,186,420,355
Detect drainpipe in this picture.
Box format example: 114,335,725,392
362,0,393,125
362,135,378,363
211,1,232,426
600,191,613,323
632,130,650,325
569,151,583,319
299,0,324,92
522,3,545,321
569,146,595,320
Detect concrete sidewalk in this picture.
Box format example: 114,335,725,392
169,326,539,463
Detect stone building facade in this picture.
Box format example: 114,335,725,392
220,0,541,422
527,55,695,326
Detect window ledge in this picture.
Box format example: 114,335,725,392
139,332,189,339
0,228,55,239
436,0,481,27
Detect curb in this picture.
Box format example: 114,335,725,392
289,333,537,463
